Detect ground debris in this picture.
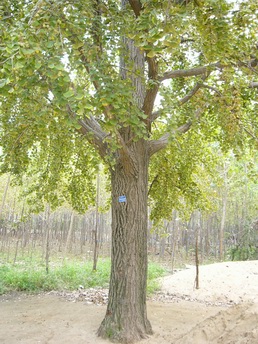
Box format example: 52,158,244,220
48,287,109,305
48,288,234,307
149,291,235,307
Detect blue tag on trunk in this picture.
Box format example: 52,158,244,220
118,195,127,203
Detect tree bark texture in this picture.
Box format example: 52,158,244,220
97,3,154,340
98,140,153,343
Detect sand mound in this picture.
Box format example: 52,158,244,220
161,260,258,304
175,303,258,344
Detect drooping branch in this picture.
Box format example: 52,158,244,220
61,6,103,92
243,127,258,141
178,82,203,106
76,47,100,91
200,84,222,96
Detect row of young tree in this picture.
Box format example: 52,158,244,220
1,149,257,267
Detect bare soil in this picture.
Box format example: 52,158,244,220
1,260,258,344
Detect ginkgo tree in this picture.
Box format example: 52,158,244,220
0,0,258,342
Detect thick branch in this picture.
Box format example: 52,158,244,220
128,0,142,17
149,108,204,157
148,122,192,156
142,57,159,130
159,62,223,81
152,66,257,123
250,81,258,88
125,0,160,129
160,57,258,82
67,105,108,158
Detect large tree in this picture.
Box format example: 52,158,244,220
0,0,257,342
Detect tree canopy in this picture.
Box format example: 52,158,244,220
1,0,257,219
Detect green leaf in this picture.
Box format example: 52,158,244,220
63,90,74,98
46,41,54,48
21,48,36,55
73,122,82,129
0,79,7,88
15,61,24,69
146,50,156,58
75,92,84,100
35,60,42,69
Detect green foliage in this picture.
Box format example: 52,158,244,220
147,261,167,295
0,259,110,294
149,129,220,223
0,0,257,218
148,261,167,280
230,245,258,261
0,258,166,295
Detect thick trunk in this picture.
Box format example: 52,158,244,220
98,140,152,343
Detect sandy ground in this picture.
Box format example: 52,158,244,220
0,260,258,344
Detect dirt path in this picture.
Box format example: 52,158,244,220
0,260,258,344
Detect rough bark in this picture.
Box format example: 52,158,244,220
98,140,153,343
97,2,156,341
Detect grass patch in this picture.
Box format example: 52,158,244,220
0,259,111,294
0,258,166,295
147,261,167,295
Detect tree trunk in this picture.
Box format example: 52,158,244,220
62,211,75,263
195,226,200,289
93,170,100,271
98,140,153,343
0,174,10,220
219,163,228,261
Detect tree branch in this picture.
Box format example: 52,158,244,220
160,57,258,82
77,47,100,91
128,0,142,17
28,0,44,25
127,0,160,130
159,62,223,81
148,122,192,156
150,75,209,123
142,57,159,130
149,108,204,157
66,105,108,158
152,65,256,124
250,81,258,88
179,82,203,105
243,127,258,141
